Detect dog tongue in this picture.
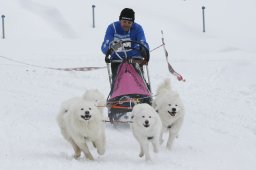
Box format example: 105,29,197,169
81,115,91,120
168,111,176,116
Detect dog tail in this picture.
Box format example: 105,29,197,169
157,78,172,93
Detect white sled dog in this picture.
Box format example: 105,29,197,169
130,103,162,161
153,79,185,150
57,89,105,138
83,89,105,114
57,98,106,160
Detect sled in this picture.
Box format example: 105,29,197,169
105,40,152,123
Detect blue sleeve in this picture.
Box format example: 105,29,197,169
135,24,149,50
101,24,115,54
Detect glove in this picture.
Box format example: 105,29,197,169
105,56,111,63
140,46,147,58
105,48,112,63
141,59,148,65
105,58,110,63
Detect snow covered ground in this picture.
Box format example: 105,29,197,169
1,0,256,170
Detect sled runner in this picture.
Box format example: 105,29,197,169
105,40,152,123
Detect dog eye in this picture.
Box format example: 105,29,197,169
168,104,172,106
175,104,178,106
142,116,145,118
149,116,151,118
81,108,84,110
89,108,91,110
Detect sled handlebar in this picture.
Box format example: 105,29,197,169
105,40,150,65
110,58,147,65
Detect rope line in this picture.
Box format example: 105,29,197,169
0,55,106,71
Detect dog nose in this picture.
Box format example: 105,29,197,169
145,120,149,124
85,111,90,115
172,108,176,112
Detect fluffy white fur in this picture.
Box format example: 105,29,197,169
83,89,105,114
57,98,106,160
130,103,162,161
57,89,105,134
153,79,185,150
57,97,81,131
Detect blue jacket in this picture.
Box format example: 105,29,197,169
101,21,149,60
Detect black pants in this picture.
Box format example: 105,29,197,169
111,63,120,82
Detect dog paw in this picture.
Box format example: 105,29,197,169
97,148,106,155
153,147,159,153
139,152,144,157
166,145,172,150
73,153,81,159
86,155,94,161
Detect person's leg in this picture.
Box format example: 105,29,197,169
111,63,120,82
108,63,120,120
